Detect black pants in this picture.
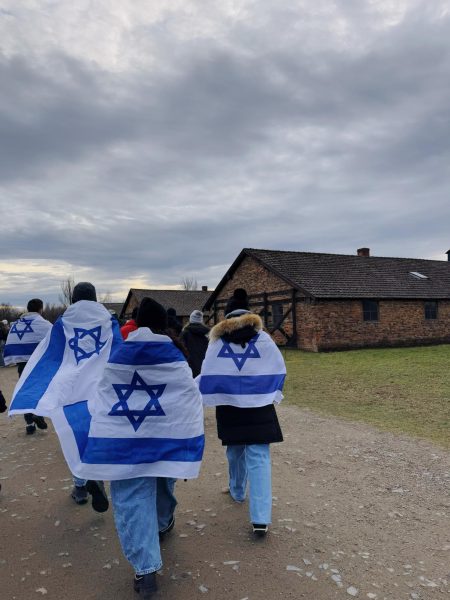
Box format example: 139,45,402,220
17,362,34,425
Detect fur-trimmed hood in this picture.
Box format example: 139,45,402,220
209,313,263,343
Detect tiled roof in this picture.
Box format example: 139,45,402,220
204,248,450,307
246,248,450,299
102,302,124,315
122,289,212,317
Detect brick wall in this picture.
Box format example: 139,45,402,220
213,256,450,351
213,255,298,344
298,299,450,351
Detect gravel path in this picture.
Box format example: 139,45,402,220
1,366,449,600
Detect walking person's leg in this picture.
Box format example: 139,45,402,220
17,362,47,433
226,445,247,502
110,477,161,599
71,475,88,505
157,477,177,535
245,444,272,535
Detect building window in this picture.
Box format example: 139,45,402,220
271,302,284,327
362,300,379,321
424,301,438,320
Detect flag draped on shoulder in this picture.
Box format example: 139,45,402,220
51,327,205,480
9,301,122,416
198,329,286,408
3,313,52,365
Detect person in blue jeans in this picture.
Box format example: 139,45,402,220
200,288,285,536
110,297,192,599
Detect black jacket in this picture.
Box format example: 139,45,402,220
210,312,283,446
180,322,210,377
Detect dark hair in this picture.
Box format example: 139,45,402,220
225,288,249,316
137,298,188,358
131,307,138,320
72,282,97,303
27,298,44,313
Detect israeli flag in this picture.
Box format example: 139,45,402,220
9,301,122,416
198,331,286,408
51,328,205,480
3,313,52,366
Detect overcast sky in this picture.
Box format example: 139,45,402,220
1,0,450,306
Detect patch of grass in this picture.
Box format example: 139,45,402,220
282,345,450,448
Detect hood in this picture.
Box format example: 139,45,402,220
184,322,210,336
209,313,263,343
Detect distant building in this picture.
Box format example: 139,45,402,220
121,287,211,325
203,247,450,352
102,302,124,318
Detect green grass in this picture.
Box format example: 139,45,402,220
282,345,450,448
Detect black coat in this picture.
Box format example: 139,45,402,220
216,404,283,446
180,323,210,377
210,312,283,446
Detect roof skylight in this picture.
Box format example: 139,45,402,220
409,271,428,280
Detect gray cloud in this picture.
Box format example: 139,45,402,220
1,2,450,305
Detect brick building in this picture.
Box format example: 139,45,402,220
121,288,211,326
203,248,450,352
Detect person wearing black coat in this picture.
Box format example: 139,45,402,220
203,288,285,537
180,311,210,377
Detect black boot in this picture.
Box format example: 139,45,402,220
134,572,157,599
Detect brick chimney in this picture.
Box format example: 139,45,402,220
446,250,450,262
357,247,370,257
202,285,208,291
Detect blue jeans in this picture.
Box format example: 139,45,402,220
226,444,272,525
110,477,162,575
157,478,177,530
72,475,87,488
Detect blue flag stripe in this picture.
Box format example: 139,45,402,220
3,342,39,358
109,341,186,366
199,373,286,396
109,318,124,358
11,320,67,410
64,402,204,465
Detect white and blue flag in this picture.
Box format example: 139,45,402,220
198,330,286,408
3,313,52,366
51,327,205,480
9,301,122,416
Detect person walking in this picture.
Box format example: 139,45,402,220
97,297,204,598
120,307,138,340
67,282,112,511
197,288,286,536
4,298,51,434
180,310,210,377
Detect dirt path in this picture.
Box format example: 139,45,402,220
1,366,449,600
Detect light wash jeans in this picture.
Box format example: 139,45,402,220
111,477,162,575
226,444,272,525
157,477,177,530
72,475,87,488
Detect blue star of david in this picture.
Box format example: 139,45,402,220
109,371,166,432
68,326,107,364
10,318,34,340
217,334,261,371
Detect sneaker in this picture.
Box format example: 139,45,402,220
32,416,48,430
134,572,157,599
159,516,175,538
71,485,88,505
86,480,109,513
252,523,268,537
26,424,36,435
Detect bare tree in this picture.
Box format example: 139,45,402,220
59,276,75,307
181,276,198,291
100,291,113,303
0,303,21,323
42,303,66,323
